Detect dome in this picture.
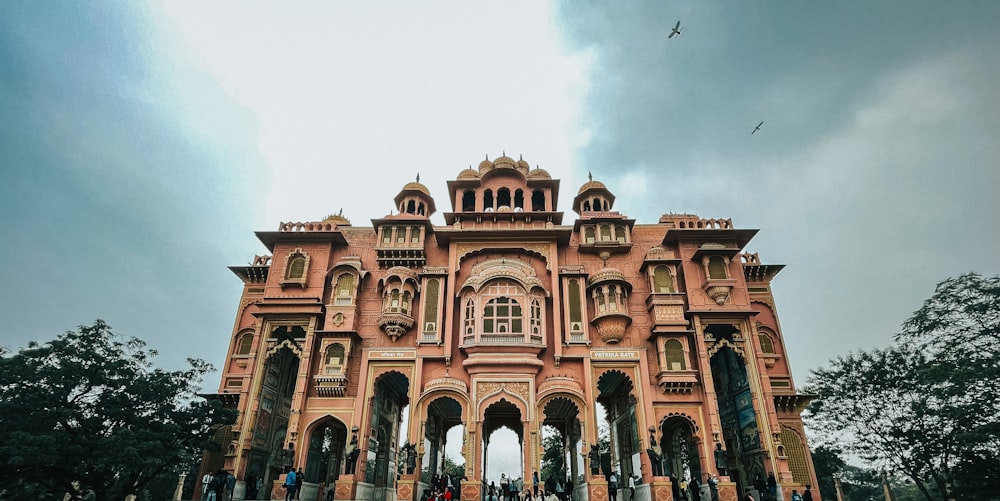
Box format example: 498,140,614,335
493,155,516,170
323,213,351,225
517,158,530,172
578,179,608,195
527,167,552,179
400,181,430,196
478,156,494,173
457,167,480,179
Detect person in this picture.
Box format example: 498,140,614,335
212,470,226,501
555,478,565,501
81,489,96,501
532,471,540,497
713,443,727,477
669,475,681,501
627,474,636,501
707,475,719,501
295,467,304,499
802,485,813,501
501,473,510,501
203,471,215,501
608,471,618,501
766,473,776,501
345,434,360,474
226,471,236,501
689,477,700,501
284,467,297,501
791,490,802,501
753,474,766,500
246,471,259,500
325,481,336,501
745,493,756,501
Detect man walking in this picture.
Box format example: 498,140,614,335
285,467,298,501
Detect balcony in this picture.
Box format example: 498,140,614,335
377,311,414,341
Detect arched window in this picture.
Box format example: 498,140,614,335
532,190,545,211
406,200,416,214
325,343,345,369
530,299,542,335
583,201,591,211
608,285,618,308
653,266,674,293
593,197,601,211
497,188,511,209
484,189,494,210
664,339,686,370
483,297,522,334
514,189,524,210
286,256,306,280
334,274,355,305
615,225,627,243
389,289,400,311
463,191,476,212
780,428,811,484
596,289,607,313
402,291,412,315
236,332,254,355
410,226,421,244
600,225,612,241
382,227,391,244
759,333,775,354
708,256,728,279
424,279,440,333
464,299,476,335
417,203,425,216
395,226,405,244
568,279,583,332
584,227,596,243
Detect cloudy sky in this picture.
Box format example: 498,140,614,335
2,0,998,454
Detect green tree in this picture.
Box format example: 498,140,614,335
442,455,465,480
540,429,565,484
0,320,236,500
807,273,1000,500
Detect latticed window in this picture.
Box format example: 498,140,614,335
530,299,542,335
584,227,596,243
759,333,775,354
388,290,400,312
410,226,420,244
780,427,811,484
287,256,306,279
424,279,440,332
464,299,475,335
402,291,412,315
615,225,626,243
653,266,674,293
335,274,355,305
325,343,345,374
568,279,583,332
708,256,728,279
236,333,254,355
483,297,522,334
600,225,612,241
664,339,685,370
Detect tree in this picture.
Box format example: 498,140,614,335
0,320,236,500
540,429,565,483
806,273,1000,500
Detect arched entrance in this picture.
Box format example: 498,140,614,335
483,398,524,486
422,396,465,487
368,371,410,501
541,397,583,495
658,416,701,484
247,333,302,495
596,371,640,482
304,417,349,487
707,324,764,498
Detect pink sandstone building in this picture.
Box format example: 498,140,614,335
199,154,821,501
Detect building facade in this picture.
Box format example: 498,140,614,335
200,155,820,501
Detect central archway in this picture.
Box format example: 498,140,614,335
483,398,524,491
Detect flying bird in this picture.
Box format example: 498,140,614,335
668,21,682,39
751,121,764,135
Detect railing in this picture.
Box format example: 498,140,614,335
462,333,543,345
278,221,339,232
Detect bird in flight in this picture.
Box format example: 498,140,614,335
751,121,764,135
668,21,682,39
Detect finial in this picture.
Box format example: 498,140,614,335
503,149,506,157
416,173,420,183
519,154,523,161
589,171,593,182
338,208,343,216
485,154,489,161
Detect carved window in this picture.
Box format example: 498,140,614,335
530,299,542,335
402,291,412,315
708,256,728,279
236,332,254,355
514,189,524,210
410,226,421,244
484,189,494,210
568,279,583,332
596,288,607,313
531,190,545,211
600,225,612,241
463,191,476,212
759,333,775,354
382,227,391,244
615,225,627,243
464,299,476,335
395,227,405,244
497,188,511,209
584,227,596,243
388,290,400,312
325,343,346,374
780,428,811,484
483,297,522,334
286,256,306,280
334,274,355,305
653,266,675,293
664,339,686,370
424,279,440,333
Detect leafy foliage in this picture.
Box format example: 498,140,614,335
541,429,565,483
0,320,236,500
806,273,1000,500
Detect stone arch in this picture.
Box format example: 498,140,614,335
301,415,350,483
658,415,702,482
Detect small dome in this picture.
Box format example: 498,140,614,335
401,181,430,196
323,213,351,225
578,179,607,195
478,157,494,173
493,155,516,170
457,167,480,179
527,167,552,179
517,158,530,172
587,267,631,289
